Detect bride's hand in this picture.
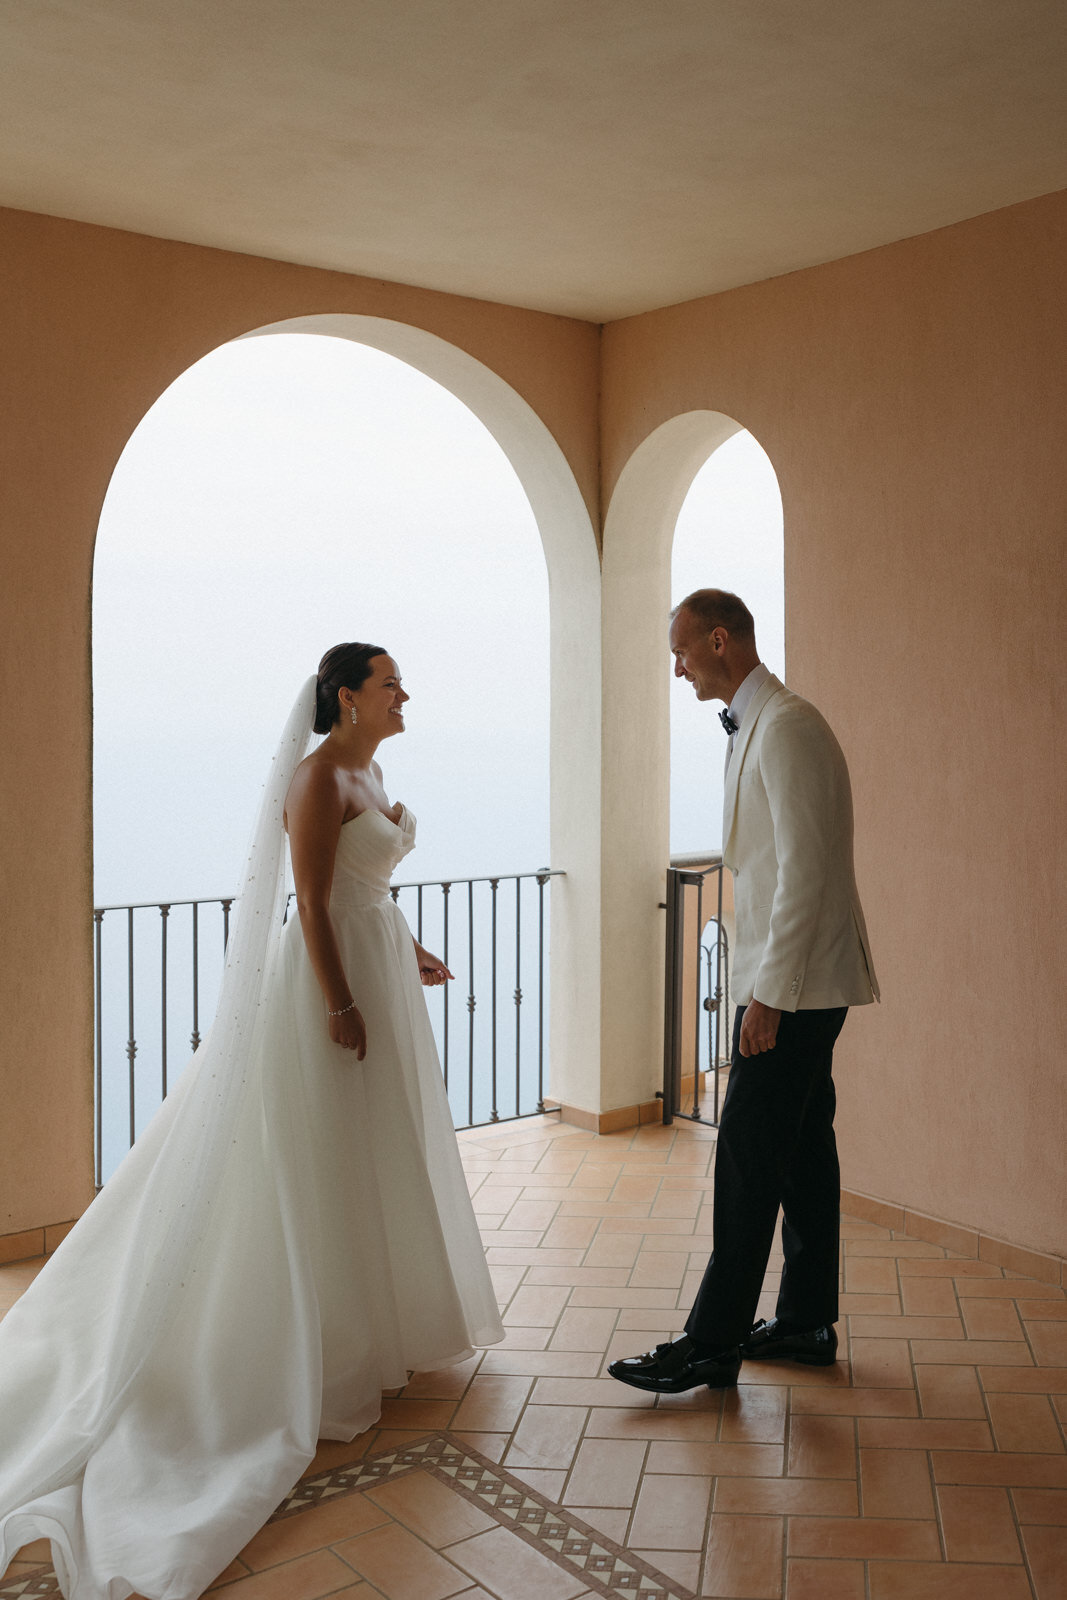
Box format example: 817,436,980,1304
415,945,454,987
329,1006,367,1058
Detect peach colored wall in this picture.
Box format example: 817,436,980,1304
602,190,1067,1260
0,206,600,1235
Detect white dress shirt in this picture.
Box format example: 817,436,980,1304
724,661,772,772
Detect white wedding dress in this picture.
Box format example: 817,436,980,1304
0,680,503,1600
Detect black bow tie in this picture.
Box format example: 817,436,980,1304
719,708,739,736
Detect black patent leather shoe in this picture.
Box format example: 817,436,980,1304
741,1318,838,1365
608,1336,741,1393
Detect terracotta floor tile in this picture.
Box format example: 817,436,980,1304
650,1192,703,1220
586,1408,727,1443
446,1525,588,1600
1019,1297,1067,1318
4,1540,50,1565
911,1339,1031,1366
860,1447,936,1518
1013,1486,1067,1523
844,1256,900,1294
505,1465,567,1497
867,1560,1033,1599
561,1437,646,1507
958,1278,1062,1299
715,1477,858,1516
335,1521,470,1600
530,1375,650,1408
645,1439,784,1475
1029,1323,1067,1367
401,1358,483,1402
543,1216,601,1254
785,1557,865,1600
720,1383,788,1443
858,1416,992,1451
901,1277,960,1316
611,1174,663,1202
474,1186,525,1213
567,1287,680,1309
915,1363,986,1419
790,1385,918,1417
373,1399,455,1432
478,1348,600,1379
502,1285,572,1327
581,1234,643,1270
937,1484,1022,1563
557,1201,652,1220
931,1450,1067,1487
546,1307,618,1351
625,1472,711,1549
240,1493,390,1570
490,1326,552,1353
839,1292,903,1315
848,1314,963,1339
631,1549,701,1592
597,1215,697,1235
897,1258,1003,1278
628,1251,689,1289
204,1549,365,1599
1022,1524,1067,1600
960,1297,1025,1340
372,1429,444,1453
986,1392,1064,1453
789,1515,940,1560
787,1414,856,1479
614,1308,688,1332
846,1240,943,1259
700,1513,783,1598
449,1374,531,1432
501,1200,561,1232
980,1365,1066,1392
486,1246,584,1267
566,1506,630,1542
848,1337,914,1387
504,1403,588,1469
523,1266,630,1288
365,1470,496,1547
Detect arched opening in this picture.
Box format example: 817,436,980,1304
597,412,783,1116
670,429,785,854
92,318,599,1175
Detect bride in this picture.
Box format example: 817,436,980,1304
0,642,504,1600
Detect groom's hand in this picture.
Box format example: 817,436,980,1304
739,999,782,1056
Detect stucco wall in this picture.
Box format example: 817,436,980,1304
602,189,1067,1258
0,205,600,1235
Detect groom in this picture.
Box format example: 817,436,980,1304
610,589,879,1393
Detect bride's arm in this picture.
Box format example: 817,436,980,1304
285,762,367,1058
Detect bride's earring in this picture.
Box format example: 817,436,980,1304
349,706,358,726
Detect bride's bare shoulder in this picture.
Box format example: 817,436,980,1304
284,750,345,824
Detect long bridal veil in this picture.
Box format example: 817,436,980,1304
0,677,323,1599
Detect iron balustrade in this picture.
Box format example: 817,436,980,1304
93,868,559,1187
660,853,732,1127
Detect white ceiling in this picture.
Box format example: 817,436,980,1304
2,0,1065,320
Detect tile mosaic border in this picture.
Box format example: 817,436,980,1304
0,1431,695,1600
276,1431,696,1600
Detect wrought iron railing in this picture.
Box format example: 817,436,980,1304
93,868,559,1186
661,853,732,1127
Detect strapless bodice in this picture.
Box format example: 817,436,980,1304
329,804,416,906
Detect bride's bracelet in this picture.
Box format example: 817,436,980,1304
328,1000,357,1017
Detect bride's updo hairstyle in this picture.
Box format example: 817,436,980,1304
314,642,388,735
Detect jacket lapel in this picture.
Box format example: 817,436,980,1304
722,673,784,861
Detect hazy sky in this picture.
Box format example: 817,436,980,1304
92,334,782,905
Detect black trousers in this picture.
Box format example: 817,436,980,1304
684,1003,848,1351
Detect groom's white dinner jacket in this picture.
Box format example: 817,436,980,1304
723,672,879,1013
